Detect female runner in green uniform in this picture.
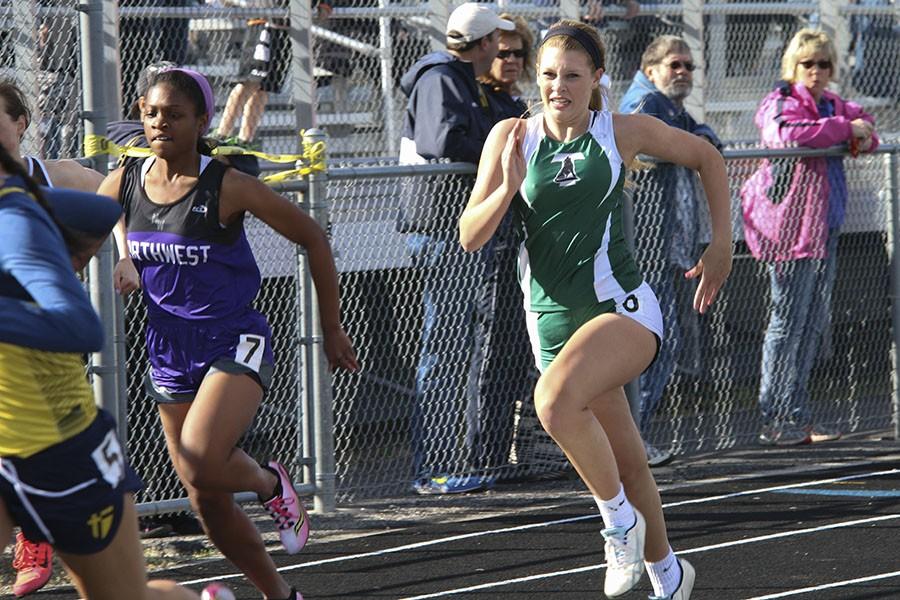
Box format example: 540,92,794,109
460,20,732,600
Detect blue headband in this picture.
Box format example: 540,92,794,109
540,26,603,70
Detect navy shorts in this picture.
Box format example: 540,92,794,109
145,311,275,403
0,410,143,555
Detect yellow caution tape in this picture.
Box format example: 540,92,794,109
84,132,326,183
84,134,153,159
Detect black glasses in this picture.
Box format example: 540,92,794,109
798,59,833,70
666,60,695,72
497,49,527,60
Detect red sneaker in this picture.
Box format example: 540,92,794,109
12,532,52,597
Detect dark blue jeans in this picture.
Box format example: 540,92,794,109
407,234,488,477
467,242,537,473
638,265,701,434
758,230,840,426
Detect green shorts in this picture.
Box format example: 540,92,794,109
525,281,663,371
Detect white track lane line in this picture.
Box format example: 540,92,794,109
179,467,899,586
744,570,900,599
396,514,900,600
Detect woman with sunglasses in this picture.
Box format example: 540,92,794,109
741,28,879,447
480,13,534,121
461,20,732,600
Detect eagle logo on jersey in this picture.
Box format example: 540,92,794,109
551,152,583,187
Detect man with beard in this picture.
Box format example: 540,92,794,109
619,36,722,468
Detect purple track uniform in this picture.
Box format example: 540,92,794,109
119,155,275,402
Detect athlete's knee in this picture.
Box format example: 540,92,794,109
176,450,221,490
534,375,583,437
188,487,233,517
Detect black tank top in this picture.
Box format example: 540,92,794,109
119,156,263,322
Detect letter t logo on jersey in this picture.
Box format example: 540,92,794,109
551,152,584,187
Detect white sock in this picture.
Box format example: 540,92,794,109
646,548,681,597
594,484,635,529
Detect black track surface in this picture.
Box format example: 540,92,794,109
24,437,900,600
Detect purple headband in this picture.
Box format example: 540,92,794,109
161,67,215,134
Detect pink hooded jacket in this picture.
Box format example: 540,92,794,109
740,82,878,261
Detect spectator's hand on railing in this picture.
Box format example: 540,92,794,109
858,135,875,153
315,1,333,22
324,324,359,373
685,240,732,315
114,257,140,295
850,118,874,141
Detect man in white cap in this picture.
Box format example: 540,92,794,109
399,2,514,166
397,3,514,494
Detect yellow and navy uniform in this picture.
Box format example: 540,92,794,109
0,342,96,458
0,178,142,554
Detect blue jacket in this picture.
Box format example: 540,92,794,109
399,51,495,165
0,178,106,352
619,70,721,148
397,51,496,233
618,70,722,273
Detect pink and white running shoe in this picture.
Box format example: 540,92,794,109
261,460,311,554
201,583,236,600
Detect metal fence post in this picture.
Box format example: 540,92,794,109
379,0,398,156
291,0,315,131
621,186,641,423
819,0,852,95
428,0,450,52
889,149,900,440
80,0,123,440
303,129,337,513
683,0,706,123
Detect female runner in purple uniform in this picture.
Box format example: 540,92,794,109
98,68,357,600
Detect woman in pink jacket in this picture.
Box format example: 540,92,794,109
741,28,878,447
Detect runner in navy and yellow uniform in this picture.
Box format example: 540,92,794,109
0,144,208,600
460,21,733,600
99,68,357,600
0,78,108,597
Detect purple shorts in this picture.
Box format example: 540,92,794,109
145,310,275,403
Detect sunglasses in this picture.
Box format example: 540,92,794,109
497,49,527,60
798,59,833,70
665,60,696,72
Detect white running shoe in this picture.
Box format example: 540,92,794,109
644,441,675,468
648,558,695,600
602,509,647,597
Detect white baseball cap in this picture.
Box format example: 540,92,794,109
446,3,515,44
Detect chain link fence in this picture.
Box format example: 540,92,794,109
311,0,899,158
325,146,898,501
3,2,897,160
1,0,83,159
1,2,898,509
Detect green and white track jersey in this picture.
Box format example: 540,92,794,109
513,110,642,312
